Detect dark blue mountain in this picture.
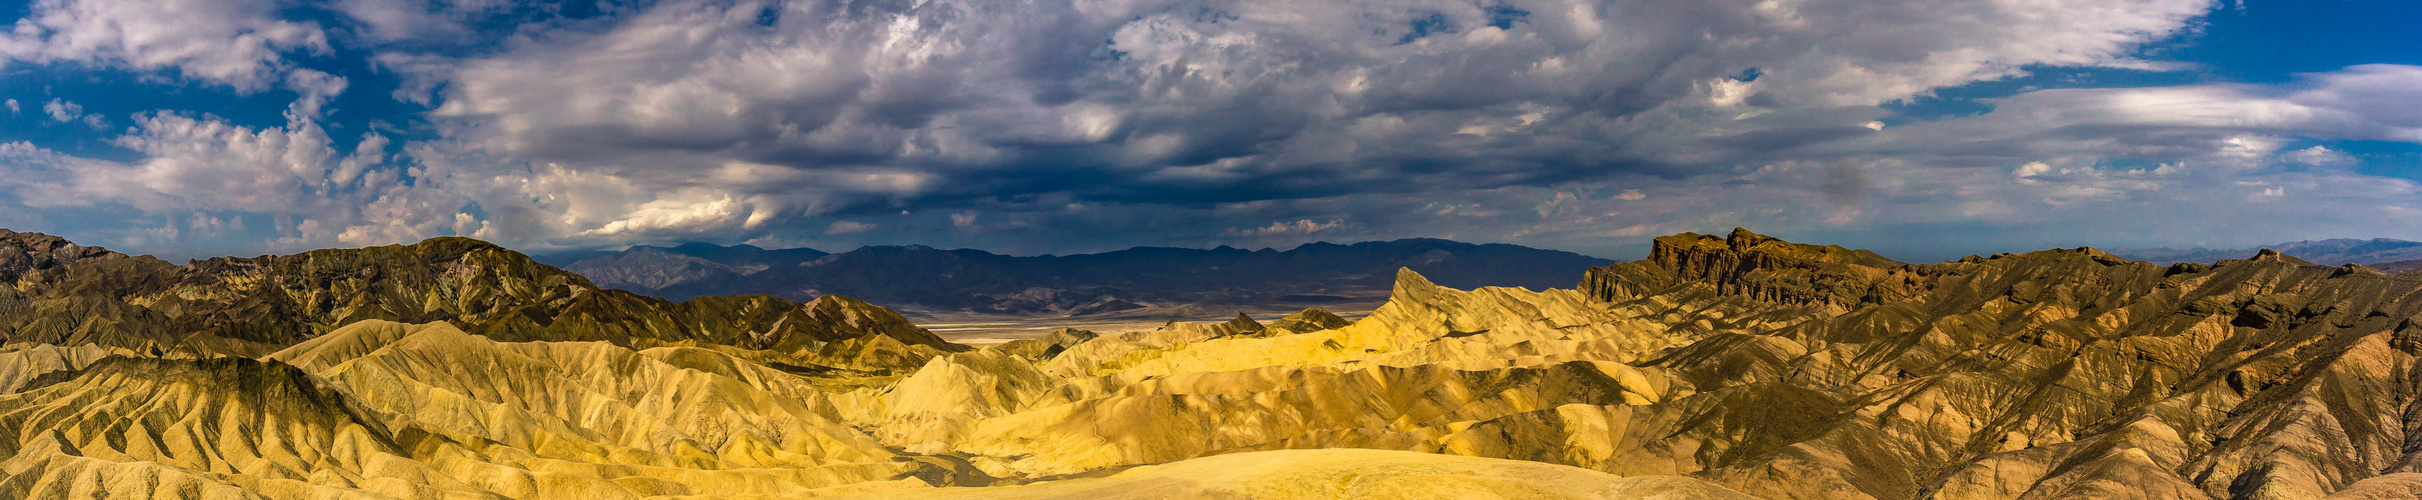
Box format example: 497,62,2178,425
535,239,1611,315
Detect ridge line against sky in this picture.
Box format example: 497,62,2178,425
0,0,2418,263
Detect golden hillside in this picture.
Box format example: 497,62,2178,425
10,228,2422,498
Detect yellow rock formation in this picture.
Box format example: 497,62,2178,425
820,448,1757,500
16,228,2422,498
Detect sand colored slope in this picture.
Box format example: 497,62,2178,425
849,268,1743,478
0,356,490,499
834,229,2422,498
268,320,927,496
1,321,950,499
1035,268,1755,380
25,228,2422,498
0,342,120,394
820,448,1756,500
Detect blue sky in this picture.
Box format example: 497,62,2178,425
1,0,2418,262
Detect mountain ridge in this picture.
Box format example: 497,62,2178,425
537,237,1615,316
2116,237,2422,266
0,229,967,375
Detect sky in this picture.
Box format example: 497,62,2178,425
0,0,2418,263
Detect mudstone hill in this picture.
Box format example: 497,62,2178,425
4,227,2422,499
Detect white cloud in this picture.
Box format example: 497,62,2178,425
2014,162,2052,184
1227,219,1343,237
826,220,877,235
271,217,330,251
2250,185,2285,201
94,111,344,211
39,98,103,128
1896,66,2422,150
20,0,2422,260
0,82,414,252
40,99,78,122
2280,146,2357,166
585,193,747,237
1535,192,1583,218
284,69,347,119
333,0,514,43
0,0,330,91
196,0,2227,255
399,0,2220,224
186,212,239,236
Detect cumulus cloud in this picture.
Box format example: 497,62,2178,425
0,69,419,251
584,193,753,237
284,69,348,119
1860,65,2422,165
88,112,347,212
825,220,877,235
40,98,77,122
40,98,103,128
2280,146,2357,166
334,0,520,43
1227,219,1343,237
400,0,2217,225
17,0,2422,260
0,0,330,91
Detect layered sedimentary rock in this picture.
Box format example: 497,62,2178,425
0,235,965,373
1565,229,2422,499
822,448,1757,500
2,322,937,498
18,227,2422,498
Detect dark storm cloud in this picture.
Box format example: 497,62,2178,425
11,0,2422,259
398,0,2221,236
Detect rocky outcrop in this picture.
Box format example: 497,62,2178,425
1567,229,2422,498
0,232,966,372
1582,228,1927,309
29,227,2422,498
1268,307,1351,333
0,229,126,284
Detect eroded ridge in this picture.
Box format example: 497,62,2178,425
14,228,2422,498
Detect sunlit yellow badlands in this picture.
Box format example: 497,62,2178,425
13,228,2422,498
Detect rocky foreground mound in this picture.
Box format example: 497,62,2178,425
9,227,2422,498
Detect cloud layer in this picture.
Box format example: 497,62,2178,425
1,0,329,91
3,0,2421,260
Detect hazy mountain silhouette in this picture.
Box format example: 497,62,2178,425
534,239,1615,315
2117,237,2422,266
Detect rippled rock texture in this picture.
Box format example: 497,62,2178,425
10,227,2422,498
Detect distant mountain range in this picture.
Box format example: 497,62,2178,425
2115,238,2422,272
532,239,1614,316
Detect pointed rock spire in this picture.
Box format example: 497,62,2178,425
1220,312,1266,335
1271,307,1351,333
